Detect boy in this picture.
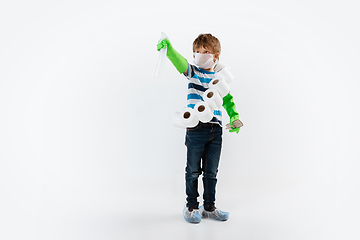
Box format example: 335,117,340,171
157,33,243,223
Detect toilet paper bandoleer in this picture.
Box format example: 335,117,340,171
157,34,243,133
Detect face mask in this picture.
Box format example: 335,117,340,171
193,53,216,69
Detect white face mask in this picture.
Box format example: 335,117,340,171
193,53,216,69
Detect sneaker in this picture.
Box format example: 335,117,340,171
182,205,201,223
200,205,229,221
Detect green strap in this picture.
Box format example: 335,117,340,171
157,39,188,74
222,93,240,133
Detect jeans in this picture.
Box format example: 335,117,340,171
185,122,223,209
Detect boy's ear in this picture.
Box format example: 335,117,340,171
214,53,220,60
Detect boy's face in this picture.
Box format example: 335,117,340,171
193,46,219,61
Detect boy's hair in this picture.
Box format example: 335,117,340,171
193,33,221,54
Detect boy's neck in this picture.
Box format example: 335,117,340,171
200,67,214,72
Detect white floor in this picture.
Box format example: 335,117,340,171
1,173,342,240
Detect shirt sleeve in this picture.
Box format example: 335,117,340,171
183,63,195,80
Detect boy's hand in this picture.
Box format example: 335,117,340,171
156,38,188,74
157,39,172,51
226,119,243,134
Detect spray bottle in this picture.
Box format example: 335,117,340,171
153,32,168,78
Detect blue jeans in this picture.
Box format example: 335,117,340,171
185,122,223,209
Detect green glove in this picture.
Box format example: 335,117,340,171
226,121,243,133
222,93,242,133
157,39,188,74
229,127,240,134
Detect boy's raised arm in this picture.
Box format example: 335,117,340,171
157,38,188,75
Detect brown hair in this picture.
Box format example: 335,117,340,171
193,33,221,54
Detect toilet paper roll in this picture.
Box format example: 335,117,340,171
214,61,226,72
173,111,186,128
209,77,231,98
204,89,223,110
215,66,234,83
194,101,213,123
180,107,199,128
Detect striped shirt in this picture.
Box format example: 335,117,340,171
183,64,222,126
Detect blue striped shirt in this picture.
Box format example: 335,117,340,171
183,64,222,126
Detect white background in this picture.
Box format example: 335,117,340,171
1,0,359,239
